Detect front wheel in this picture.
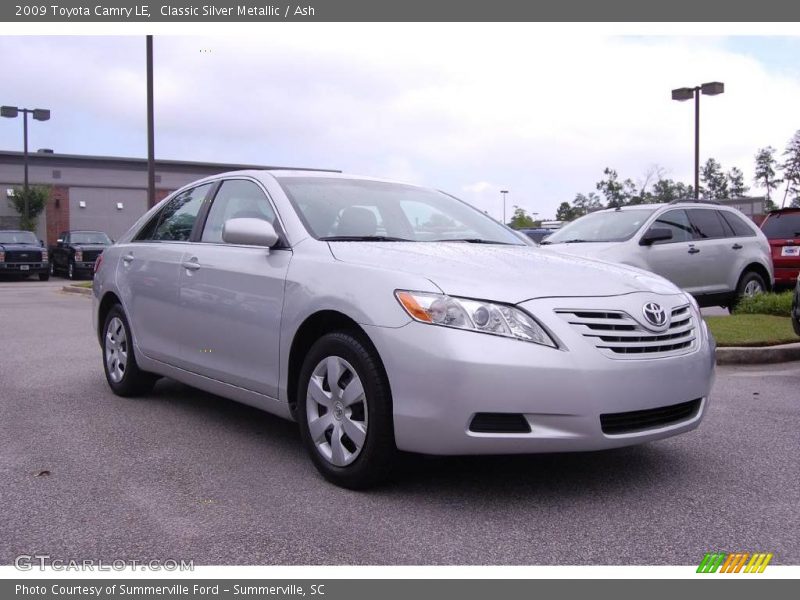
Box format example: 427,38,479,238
102,305,157,397
297,331,396,489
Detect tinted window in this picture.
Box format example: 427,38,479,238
647,209,693,244
0,231,37,244
761,212,800,239
137,184,212,242
687,209,728,239
720,211,757,237
71,232,112,245
201,180,278,243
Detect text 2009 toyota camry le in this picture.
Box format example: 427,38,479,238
93,170,715,488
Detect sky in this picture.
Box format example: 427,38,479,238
1,29,800,221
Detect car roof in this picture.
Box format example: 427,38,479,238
765,207,800,215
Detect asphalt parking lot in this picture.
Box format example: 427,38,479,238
1,279,798,565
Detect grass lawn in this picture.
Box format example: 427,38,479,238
71,281,93,288
705,314,799,347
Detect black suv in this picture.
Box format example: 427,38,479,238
49,230,112,279
0,230,50,281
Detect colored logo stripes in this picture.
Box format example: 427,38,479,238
697,552,773,573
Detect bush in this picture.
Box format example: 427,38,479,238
732,291,794,317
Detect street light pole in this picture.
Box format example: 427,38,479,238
500,190,509,224
146,34,156,209
1,105,51,226
671,82,724,200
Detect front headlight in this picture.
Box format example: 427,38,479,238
395,290,557,347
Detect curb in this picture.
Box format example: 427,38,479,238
716,342,800,365
61,285,92,297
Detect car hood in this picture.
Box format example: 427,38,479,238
0,243,42,251
328,242,680,303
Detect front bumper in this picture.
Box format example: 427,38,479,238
73,261,96,274
0,262,49,275
365,292,715,455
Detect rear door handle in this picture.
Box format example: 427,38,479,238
182,259,201,271
688,247,700,254
122,253,134,263
731,243,743,250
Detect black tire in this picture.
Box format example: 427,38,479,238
39,272,50,281
297,331,396,489
102,304,157,397
730,270,767,311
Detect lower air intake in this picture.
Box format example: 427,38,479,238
600,399,702,435
469,413,531,434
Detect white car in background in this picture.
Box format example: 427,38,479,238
541,201,773,308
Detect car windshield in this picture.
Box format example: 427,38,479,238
0,231,37,244
761,212,800,239
542,209,655,244
276,177,526,245
71,232,112,245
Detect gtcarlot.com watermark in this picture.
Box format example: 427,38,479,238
14,554,194,572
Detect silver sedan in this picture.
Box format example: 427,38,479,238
93,171,716,488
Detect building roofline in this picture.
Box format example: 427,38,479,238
0,150,340,173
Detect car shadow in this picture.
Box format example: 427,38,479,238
143,377,690,498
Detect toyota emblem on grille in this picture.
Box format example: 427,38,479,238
642,302,667,328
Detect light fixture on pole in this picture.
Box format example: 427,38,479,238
671,81,724,199
1,105,51,225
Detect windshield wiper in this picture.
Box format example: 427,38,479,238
320,235,413,242
546,238,591,244
432,238,514,245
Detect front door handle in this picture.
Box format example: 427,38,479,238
688,247,700,254
182,259,201,271
732,243,743,250
122,253,134,263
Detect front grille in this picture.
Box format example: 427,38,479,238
5,250,43,263
600,398,702,434
557,304,695,359
469,413,531,434
81,250,103,263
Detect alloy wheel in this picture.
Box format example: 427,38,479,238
744,280,763,296
105,316,128,383
305,356,368,467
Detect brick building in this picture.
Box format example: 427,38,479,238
0,150,308,244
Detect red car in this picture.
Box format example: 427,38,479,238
760,208,800,288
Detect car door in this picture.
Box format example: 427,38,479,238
638,209,705,292
685,208,733,293
719,209,763,290
175,178,291,399
56,232,69,271
117,183,213,364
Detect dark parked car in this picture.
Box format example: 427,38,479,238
517,227,554,244
760,208,800,289
0,229,49,281
49,230,112,279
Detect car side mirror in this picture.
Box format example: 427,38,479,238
222,218,279,248
40,239,45,247
640,227,673,246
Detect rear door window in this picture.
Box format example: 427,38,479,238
687,209,728,240
136,184,212,242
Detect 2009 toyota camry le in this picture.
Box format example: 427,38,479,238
93,170,716,488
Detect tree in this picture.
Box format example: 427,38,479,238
8,186,50,232
650,178,693,204
727,167,749,198
781,130,800,208
555,202,576,222
596,167,635,208
754,146,781,203
570,192,603,217
507,206,539,229
700,158,728,199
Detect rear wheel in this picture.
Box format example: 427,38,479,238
38,272,49,281
102,305,157,397
297,331,396,489
731,270,766,310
